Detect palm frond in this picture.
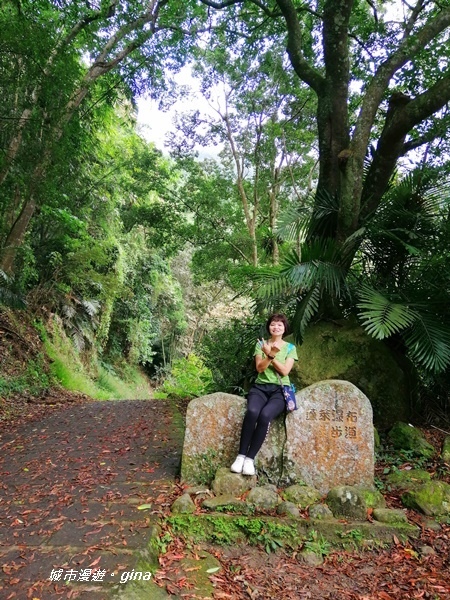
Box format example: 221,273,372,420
71,329,86,352
0,286,27,309
252,267,297,302
82,299,101,317
290,285,321,343
275,202,311,243
356,286,417,339
380,230,421,256
57,294,100,350
403,312,450,373
281,239,348,298
62,304,76,320
306,188,339,240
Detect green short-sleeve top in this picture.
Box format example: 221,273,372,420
254,341,298,385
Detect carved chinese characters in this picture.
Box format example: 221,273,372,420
284,380,374,494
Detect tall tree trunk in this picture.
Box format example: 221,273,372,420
1,194,36,274
317,0,353,241
222,108,259,266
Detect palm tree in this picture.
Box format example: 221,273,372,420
252,166,450,374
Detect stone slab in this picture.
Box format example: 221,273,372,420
284,380,374,494
180,393,246,484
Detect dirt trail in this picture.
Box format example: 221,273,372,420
1,399,450,600
0,399,182,599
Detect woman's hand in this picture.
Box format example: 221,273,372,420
271,341,282,355
261,340,273,357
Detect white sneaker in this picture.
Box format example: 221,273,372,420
230,455,246,473
242,458,255,476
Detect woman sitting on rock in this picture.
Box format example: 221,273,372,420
231,313,298,476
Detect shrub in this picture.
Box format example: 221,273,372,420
160,354,214,399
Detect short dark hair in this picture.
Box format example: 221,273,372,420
266,313,290,337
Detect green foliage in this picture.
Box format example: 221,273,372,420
159,354,213,399
241,519,296,554
303,530,331,557
338,528,364,545
192,449,218,486
0,271,26,309
255,166,450,375
165,514,300,552
0,98,190,381
154,531,174,555
2,0,450,419
42,318,151,400
0,356,51,398
198,316,261,394
356,286,418,339
58,295,101,352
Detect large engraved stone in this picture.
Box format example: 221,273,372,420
181,382,375,493
181,393,246,484
284,380,374,494
254,416,286,481
180,392,285,485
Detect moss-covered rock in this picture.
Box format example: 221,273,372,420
283,484,322,507
373,508,408,524
309,503,334,520
326,486,367,520
276,501,300,517
247,486,280,510
180,393,246,485
212,467,256,497
374,427,381,451
178,552,222,597
164,512,418,551
288,319,413,428
385,468,431,490
202,494,250,513
355,487,386,509
171,493,196,514
325,485,383,520
402,481,450,516
388,422,435,458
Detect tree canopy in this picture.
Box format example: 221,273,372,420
1,0,450,388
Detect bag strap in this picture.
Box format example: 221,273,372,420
276,372,284,388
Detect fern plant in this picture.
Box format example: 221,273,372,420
58,294,101,351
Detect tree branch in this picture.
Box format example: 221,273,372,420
388,74,450,140
198,0,276,17
403,0,426,38
402,131,444,154
351,7,450,171
275,0,324,92
361,73,450,220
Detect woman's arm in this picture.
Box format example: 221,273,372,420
255,354,276,373
271,356,295,377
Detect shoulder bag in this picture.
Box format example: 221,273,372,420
276,372,297,412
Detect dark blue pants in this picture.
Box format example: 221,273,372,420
238,384,285,459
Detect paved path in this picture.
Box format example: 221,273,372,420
0,399,183,599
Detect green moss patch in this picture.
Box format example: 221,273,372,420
161,513,418,555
